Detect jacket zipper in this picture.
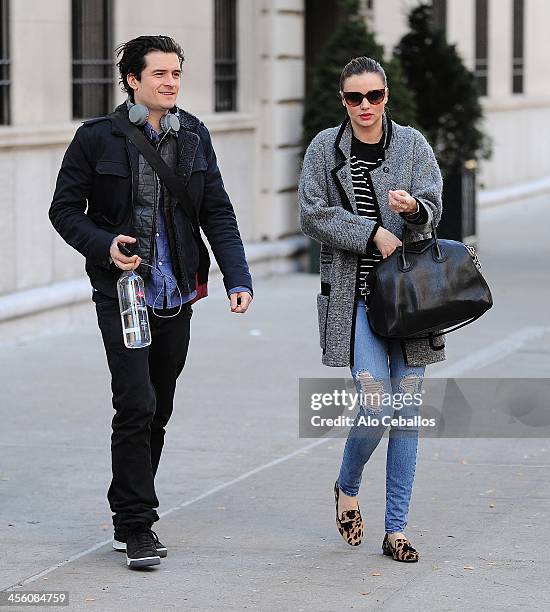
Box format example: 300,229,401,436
349,258,360,368
349,160,383,367
347,122,389,367
148,131,169,267
123,139,134,225
358,163,384,297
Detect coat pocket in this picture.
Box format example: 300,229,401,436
93,160,131,225
316,293,330,352
95,160,130,176
186,155,208,205
191,155,208,173
401,334,446,366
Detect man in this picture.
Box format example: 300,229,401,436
49,35,253,569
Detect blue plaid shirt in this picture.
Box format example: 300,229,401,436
143,122,250,309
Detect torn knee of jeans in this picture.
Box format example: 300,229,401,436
399,374,423,396
355,370,385,413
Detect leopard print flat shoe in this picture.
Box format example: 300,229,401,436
334,480,364,546
382,533,420,562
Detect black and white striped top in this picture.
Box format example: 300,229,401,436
350,134,384,293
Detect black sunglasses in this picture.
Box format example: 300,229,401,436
342,88,386,107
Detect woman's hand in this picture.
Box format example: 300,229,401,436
373,226,402,259
388,190,418,214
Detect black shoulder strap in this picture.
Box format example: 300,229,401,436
110,113,199,230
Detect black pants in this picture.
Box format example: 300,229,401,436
93,291,192,532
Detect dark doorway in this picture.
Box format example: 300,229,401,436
305,0,344,98
304,0,345,273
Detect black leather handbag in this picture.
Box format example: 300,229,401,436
364,221,493,343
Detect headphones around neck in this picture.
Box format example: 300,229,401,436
126,98,180,134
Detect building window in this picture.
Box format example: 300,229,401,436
474,0,488,96
432,0,446,37
512,0,524,94
359,0,374,22
0,0,10,125
71,0,114,119
214,0,237,112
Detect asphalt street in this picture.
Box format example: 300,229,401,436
1,195,549,611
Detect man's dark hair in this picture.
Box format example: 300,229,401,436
115,35,185,102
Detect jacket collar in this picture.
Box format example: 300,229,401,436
330,111,393,215
334,111,393,161
110,101,200,136
110,102,201,186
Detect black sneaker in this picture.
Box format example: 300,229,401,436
114,528,168,558
125,528,161,568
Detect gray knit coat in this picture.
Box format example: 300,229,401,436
299,113,447,368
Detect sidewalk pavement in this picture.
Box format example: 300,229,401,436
1,196,549,611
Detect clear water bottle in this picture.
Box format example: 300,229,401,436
116,270,151,349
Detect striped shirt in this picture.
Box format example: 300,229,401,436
350,134,384,294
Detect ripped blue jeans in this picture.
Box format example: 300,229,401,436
337,297,425,534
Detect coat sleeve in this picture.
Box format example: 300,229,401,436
49,125,116,268
405,129,443,233
299,134,380,254
197,122,253,294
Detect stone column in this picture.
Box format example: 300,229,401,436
256,0,304,240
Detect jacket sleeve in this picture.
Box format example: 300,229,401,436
49,125,116,268
405,129,443,233
299,134,379,254
399,198,429,224
197,122,253,294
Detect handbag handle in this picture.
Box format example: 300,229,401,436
392,314,485,349
424,314,485,348
399,217,443,270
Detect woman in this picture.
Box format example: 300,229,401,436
299,57,446,562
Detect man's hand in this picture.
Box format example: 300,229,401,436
373,226,402,259
110,235,142,270
230,291,252,314
388,190,418,214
